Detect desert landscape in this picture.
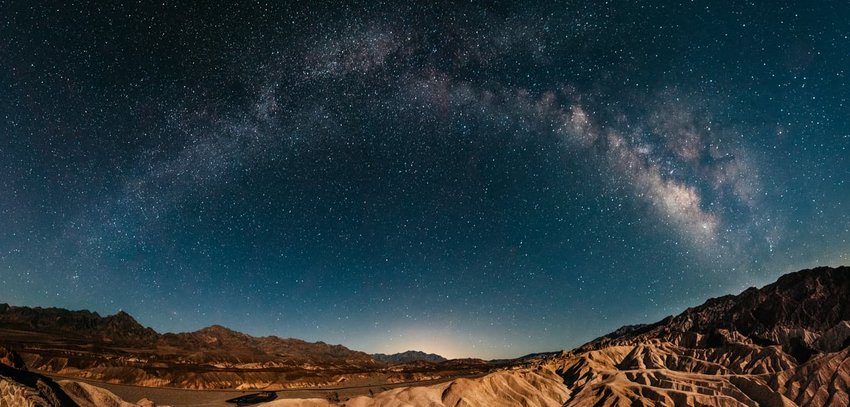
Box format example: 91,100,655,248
3,0,849,406
0,306,499,390
3,266,850,406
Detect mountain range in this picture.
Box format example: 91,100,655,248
0,304,494,391
2,266,850,406
371,351,447,364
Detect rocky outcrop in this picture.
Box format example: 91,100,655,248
1,345,26,370
0,345,153,407
58,381,142,407
582,266,850,361
260,266,850,406
1,345,79,406
260,368,568,407
544,266,850,406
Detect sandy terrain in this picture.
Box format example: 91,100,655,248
42,371,489,406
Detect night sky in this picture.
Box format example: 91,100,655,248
1,1,849,359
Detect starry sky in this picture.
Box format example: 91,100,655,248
1,1,849,359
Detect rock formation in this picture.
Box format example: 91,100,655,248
0,345,150,407
4,266,850,405
273,266,850,406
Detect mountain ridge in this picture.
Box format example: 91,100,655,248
301,265,850,406
530,265,850,406
3,265,850,405
372,350,447,364
580,266,850,359
0,303,498,390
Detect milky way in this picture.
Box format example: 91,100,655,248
1,1,849,358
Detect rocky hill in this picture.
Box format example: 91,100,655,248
0,305,159,345
267,266,850,406
5,266,850,405
371,351,447,364
543,266,850,406
0,305,495,390
0,305,376,369
581,266,850,359
0,345,161,407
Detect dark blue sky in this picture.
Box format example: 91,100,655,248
1,1,849,358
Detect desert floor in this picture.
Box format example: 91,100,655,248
43,372,488,406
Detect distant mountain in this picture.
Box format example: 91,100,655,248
0,304,385,389
493,350,563,364
0,304,377,368
0,304,159,344
0,304,495,390
372,350,447,364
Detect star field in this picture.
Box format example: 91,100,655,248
1,1,849,358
